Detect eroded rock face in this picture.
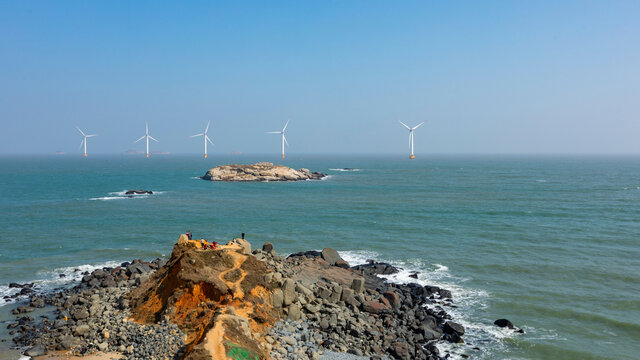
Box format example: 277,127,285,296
201,162,325,182
128,238,278,360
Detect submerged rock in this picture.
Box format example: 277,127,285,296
201,162,326,182
125,189,153,195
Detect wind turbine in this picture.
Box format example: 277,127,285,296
398,121,425,159
76,127,97,157
190,121,214,158
134,122,159,158
266,120,289,158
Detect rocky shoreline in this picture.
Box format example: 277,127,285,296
3,237,503,360
201,162,326,182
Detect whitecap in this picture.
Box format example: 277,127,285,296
328,168,360,172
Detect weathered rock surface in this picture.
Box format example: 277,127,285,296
201,162,326,182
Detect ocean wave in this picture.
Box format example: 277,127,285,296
0,260,122,307
338,249,517,360
328,168,360,172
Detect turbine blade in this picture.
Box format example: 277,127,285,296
206,135,214,146
86,134,98,138
134,135,145,143
412,122,425,130
282,119,290,132
146,122,148,134
205,121,210,134
190,133,204,138
265,131,280,134
78,139,84,150
398,121,411,130
283,134,289,147
149,136,159,142
76,127,85,136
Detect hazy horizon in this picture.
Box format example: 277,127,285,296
1,1,639,155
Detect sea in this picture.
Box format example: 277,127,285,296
0,154,638,360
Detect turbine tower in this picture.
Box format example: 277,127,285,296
76,127,97,157
398,121,425,159
190,121,214,158
134,122,159,158
266,120,289,158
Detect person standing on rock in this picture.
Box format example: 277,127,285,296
186,231,192,240
200,239,205,249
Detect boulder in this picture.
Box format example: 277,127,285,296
227,238,252,255
389,341,412,360
320,248,343,266
494,318,515,329
25,345,46,357
271,289,284,308
282,279,296,306
383,291,401,309
351,278,365,293
262,242,274,252
362,300,388,314
443,321,465,336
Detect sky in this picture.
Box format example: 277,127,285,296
1,1,639,155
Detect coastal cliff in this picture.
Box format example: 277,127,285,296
201,162,325,182
11,236,468,360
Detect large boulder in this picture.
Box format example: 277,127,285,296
494,318,515,329
443,321,465,336
320,247,344,266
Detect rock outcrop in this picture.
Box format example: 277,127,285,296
11,236,473,360
201,162,325,182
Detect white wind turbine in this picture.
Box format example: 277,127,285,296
398,121,425,159
190,121,214,158
266,120,290,158
134,122,159,158
76,127,97,157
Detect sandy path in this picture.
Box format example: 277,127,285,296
203,246,248,359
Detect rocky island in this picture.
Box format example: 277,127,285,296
201,162,326,182
8,235,480,360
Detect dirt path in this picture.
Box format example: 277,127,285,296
203,246,248,359
219,246,248,299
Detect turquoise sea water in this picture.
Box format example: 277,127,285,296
0,155,639,359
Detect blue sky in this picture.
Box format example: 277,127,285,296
1,1,639,155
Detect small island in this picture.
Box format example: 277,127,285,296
201,162,326,182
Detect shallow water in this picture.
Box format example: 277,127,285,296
0,154,639,359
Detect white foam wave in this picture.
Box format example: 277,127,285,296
328,168,360,172
1,260,122,307
338,250,517,360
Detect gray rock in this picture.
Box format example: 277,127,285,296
25,345,46,357
321,248,343,266
74,324,91,336
282,279,296,306
262,242,274,252
443,321,465,336
351,278,365,293
271,289,284,308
